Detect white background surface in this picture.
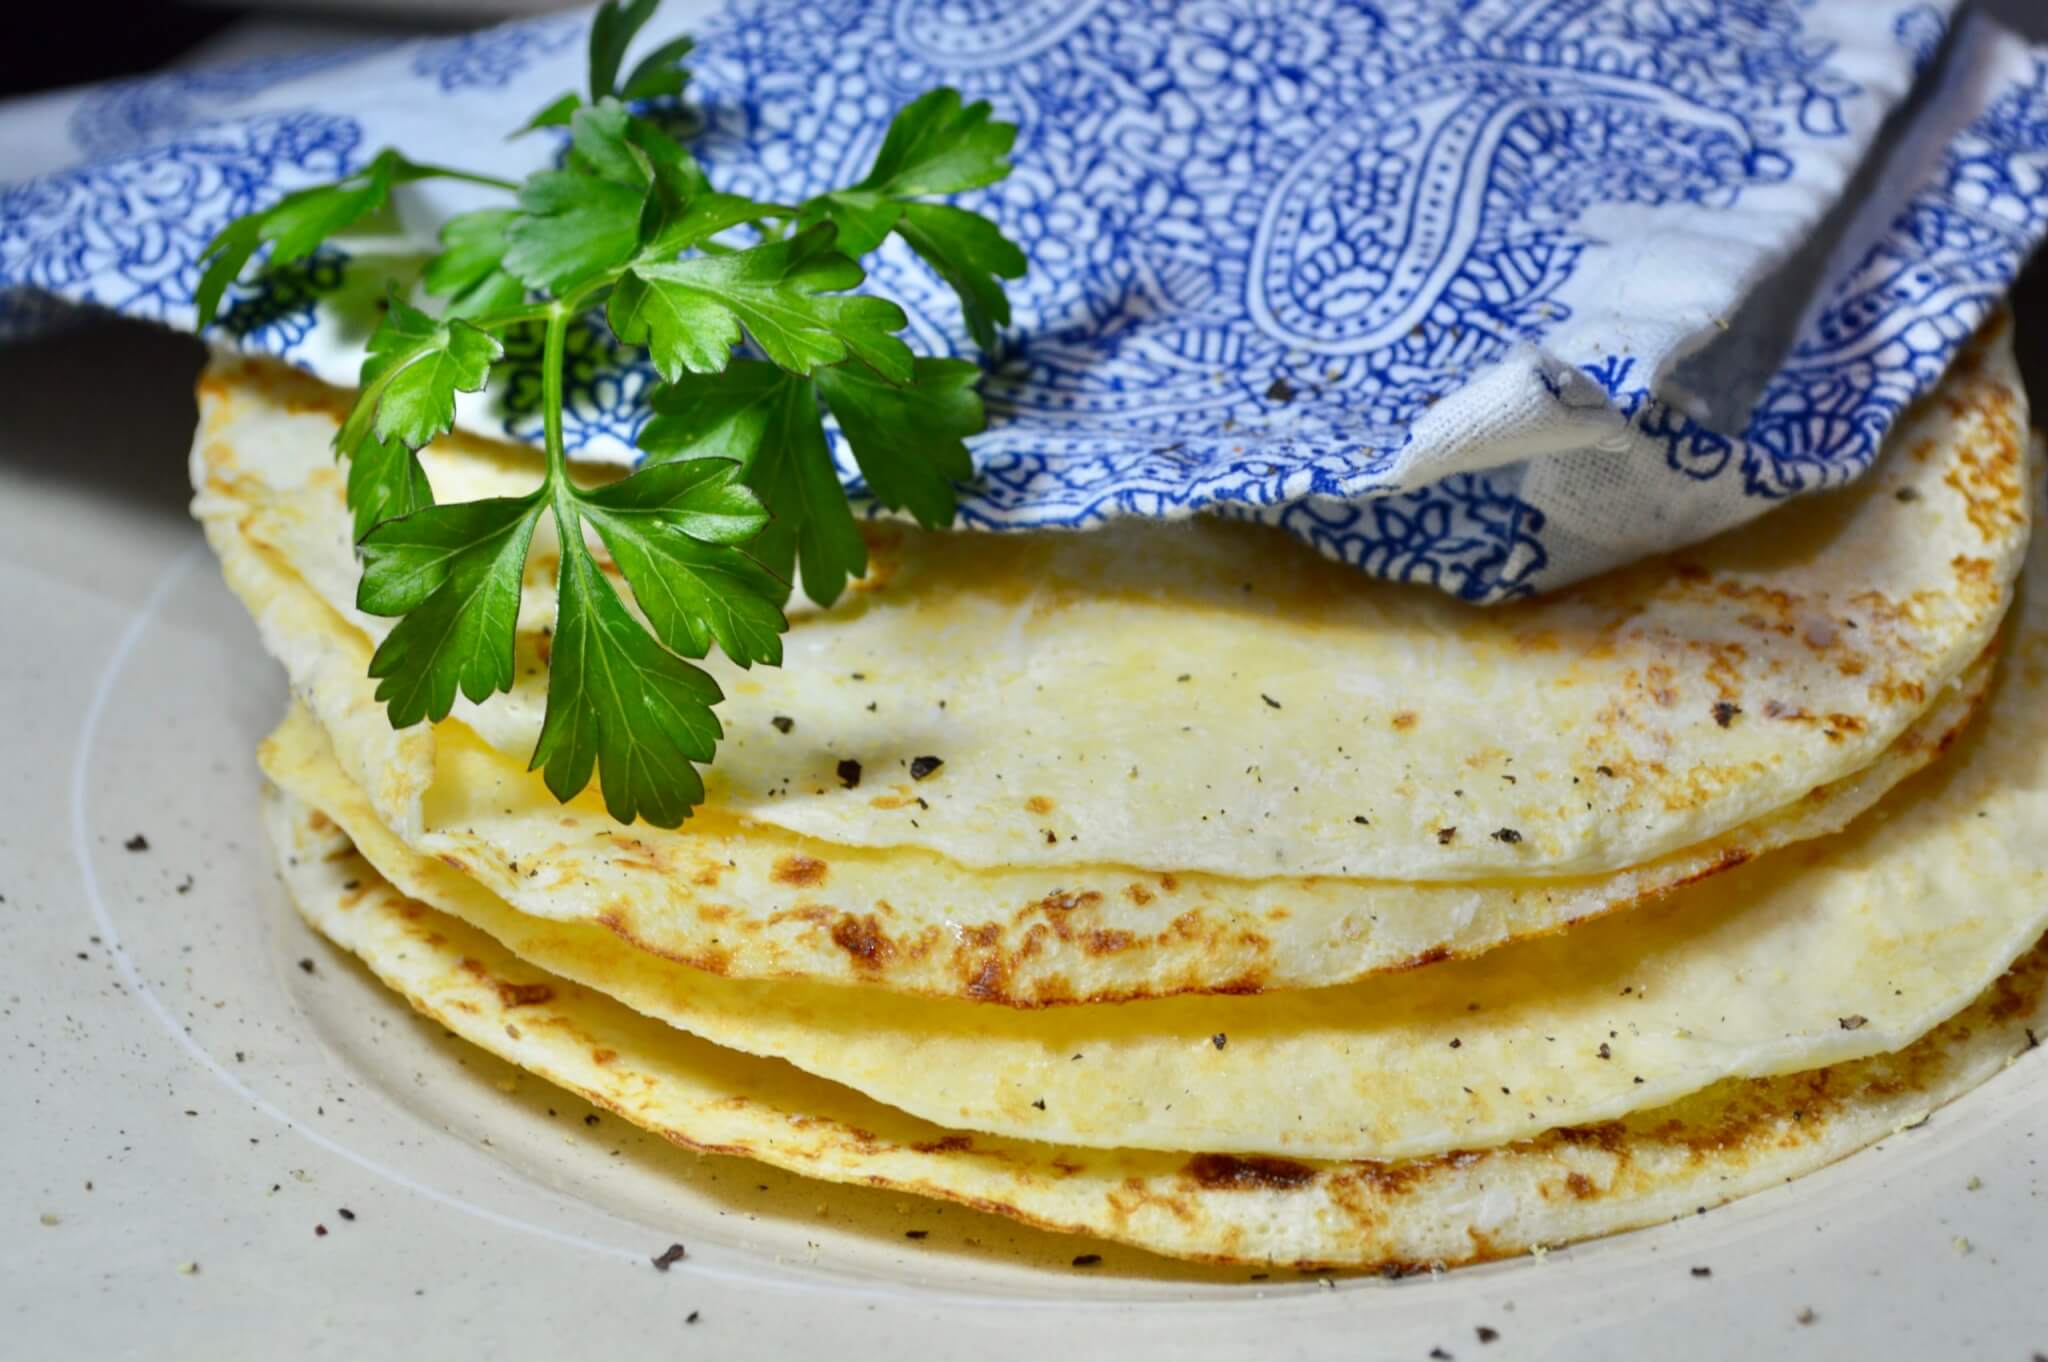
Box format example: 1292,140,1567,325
1,316,2045,1359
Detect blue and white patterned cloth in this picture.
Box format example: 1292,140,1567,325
4,0,2047,601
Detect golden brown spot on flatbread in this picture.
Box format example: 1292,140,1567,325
771,854,828,887
607,837,666,872
1391,711,1417,730
1124,883,1155,906
437,853,469,873
496,981,555,1008
913,1134,974,1154
1025,795,1056,815
1564,1172,1597,1199
1183,1154,1317,1191
1391,944,1453,973
829,913,894,968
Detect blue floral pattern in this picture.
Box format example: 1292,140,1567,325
1,0,2045,603
411,16,584,92
68,47,390,158
0,113,363,328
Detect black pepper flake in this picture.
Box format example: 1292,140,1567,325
1895,487,1921,503
1595,764,1615,777
686,1311,700,1325
1597,1043,1611,1060
905,1230,929,1240
1838,1014,1868,1031
1353,815,1369,826
1071,1254,1102,1268
1449,1038,1462,1049
175,875,194,895
909,755,944,781
1212,1033,1227,1050
1031,1098,1046,1110
836,759,863,789
584,1113,600,1126
124,834,149,852
297,958,316,975
1691,1266,1711,1278
1436,827,1457,845
1476,1326,1499,1344
1176,673,1192,682
1430,1351,1454,1361
1260,693,1282,709
651,1243,687,1271
314,1224,328,1237
1711,701,1741,728
1265,377,1295,403
337,1208,355,1222
771,716,795,734
2025,1028,2040,1051
1490,827,1522,844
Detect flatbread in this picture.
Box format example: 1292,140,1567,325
262,570,2045,1160
204,499,1996,1005
196,319,2028,882
264,787,2048,1269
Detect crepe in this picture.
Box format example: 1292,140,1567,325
264,788,2048,1270
202,494,2004,1006
261,594,2048,1160
195,319,2028,885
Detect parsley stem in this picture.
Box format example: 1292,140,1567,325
470,303,559,332
411,162,523,194
540,305,570,485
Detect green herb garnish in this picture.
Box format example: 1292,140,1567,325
198,0,1024,827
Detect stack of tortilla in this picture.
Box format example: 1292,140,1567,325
189,319,2048,1269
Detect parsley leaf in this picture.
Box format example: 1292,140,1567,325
817,357,982,529
798,90,1025,348
613,224,912,381
501,104,656,296
578,460,786,666
336,294,504,457
532,532,725,826
855,87,1017,200
344,431,436,542
195,148,514,327
893,202,1025,352
422,209,526,321
620,34,695,100
588,0,661,103
357,495,544,725
641,362,865,605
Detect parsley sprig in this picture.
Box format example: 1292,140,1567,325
198,0,1023,827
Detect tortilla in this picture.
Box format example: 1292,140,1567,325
203,498,1998,1005
263,786,2048,1269
195,317,2028,883
262,564,2046,1161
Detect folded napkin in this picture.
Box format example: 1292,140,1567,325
4,0,2046,601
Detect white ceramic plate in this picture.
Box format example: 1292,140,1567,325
4,319,2046,1359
